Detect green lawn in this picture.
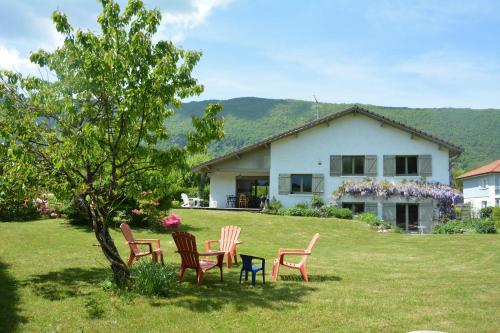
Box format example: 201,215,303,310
1,210,499,332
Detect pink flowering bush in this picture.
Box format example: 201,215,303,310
33,196,60,218
334,179,463,219
161,214,181,230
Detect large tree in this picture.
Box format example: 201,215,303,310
0,0,223,284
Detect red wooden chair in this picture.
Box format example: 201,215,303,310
271,233,320,282
172,231,225,287
120,223,164,267
205,225,242,268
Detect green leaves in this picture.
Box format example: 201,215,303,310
0,0,224,218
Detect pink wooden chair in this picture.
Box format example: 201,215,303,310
271,233,320,282
172,231,225,287
205,225,242,268
120,223,164,267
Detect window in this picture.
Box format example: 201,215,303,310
342,202,365,214
496,199,500,207
479,178,488,189
481,201,488,209
291,174,312,194
395,156,418,175
342,156,364,175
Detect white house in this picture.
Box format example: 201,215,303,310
193,106,463,232
458,160,500,212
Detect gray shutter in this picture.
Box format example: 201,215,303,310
365,202,378,215
278,174,291,195
364,155,377,177
312,174,324,194
419,202,433,233
383,203,396,222
418,155,432,177
330,155,342,176
383,155,396,176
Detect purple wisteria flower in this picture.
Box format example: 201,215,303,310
334,179,463,217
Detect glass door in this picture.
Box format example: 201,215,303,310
236,176,269,208
396,203,419,232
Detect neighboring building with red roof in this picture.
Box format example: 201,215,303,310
458,160,500,210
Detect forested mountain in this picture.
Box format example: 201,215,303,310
166,97,500,171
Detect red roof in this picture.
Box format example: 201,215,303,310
457,160,500,179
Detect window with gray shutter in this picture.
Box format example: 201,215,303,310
278,174,291,195
418,155,432,177
364,155,377,177
383,155,396,176
365,202,378,215
312,174,324,194
383,203,396,222
330,155,342,176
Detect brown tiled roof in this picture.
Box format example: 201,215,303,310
457,160,500,179
193,105,463,171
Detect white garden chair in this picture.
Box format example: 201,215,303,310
181,193,202,208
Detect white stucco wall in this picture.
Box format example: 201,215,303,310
269,113,451,208
209,172,238,208
463,174,500,211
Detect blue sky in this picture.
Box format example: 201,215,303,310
1,0,500,108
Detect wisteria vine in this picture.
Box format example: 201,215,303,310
333,179,463,218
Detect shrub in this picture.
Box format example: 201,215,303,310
321,206,353,219
432,219,496,234
287,207,306,216
265,198,283,214
433,220,467,234
475,220,497,234
492,207,500,226
276,208,289,216
130,261,177,296
303,208,322,217
358,212,382,226
0,199,40,221
277,207,321,217
480,206,494,219
310,195,325,209
171,200,180,208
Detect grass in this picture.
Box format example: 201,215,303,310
1,209,499,332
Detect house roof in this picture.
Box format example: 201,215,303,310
457,160,500,179
193,105,463,171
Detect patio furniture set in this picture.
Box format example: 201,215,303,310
120,223,320,286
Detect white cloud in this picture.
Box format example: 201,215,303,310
157,0,233,42
0,45,38,75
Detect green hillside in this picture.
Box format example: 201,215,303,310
167,97,500,170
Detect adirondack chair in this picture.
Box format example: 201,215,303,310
172,231,224,287
120,223,164,267
271,233,320,282
205,225,242,268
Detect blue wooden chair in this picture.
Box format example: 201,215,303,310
239,254,265,286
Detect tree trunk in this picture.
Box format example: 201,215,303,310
89,202,130,286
